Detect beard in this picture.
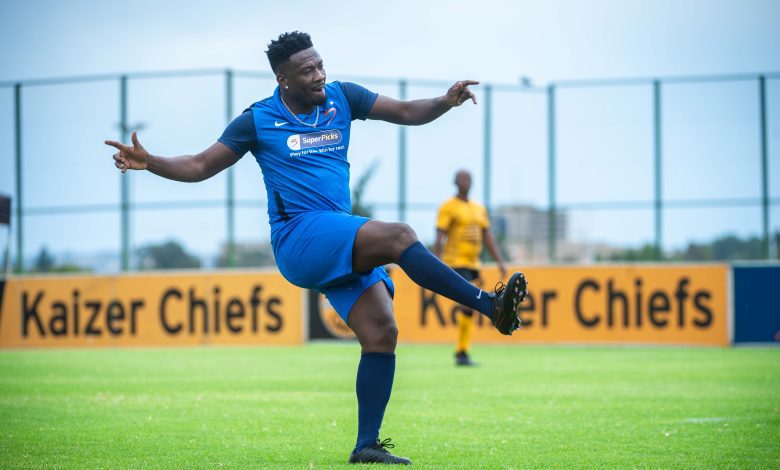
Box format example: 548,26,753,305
311,91,327,106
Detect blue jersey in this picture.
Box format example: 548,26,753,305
219,81,377,241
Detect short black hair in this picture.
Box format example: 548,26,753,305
266,31,314,73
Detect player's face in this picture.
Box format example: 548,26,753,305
280,48,327,107
456,172,472,194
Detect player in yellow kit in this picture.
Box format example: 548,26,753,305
433,170,507,366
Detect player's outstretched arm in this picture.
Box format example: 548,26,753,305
105,131,241,182
367,80,479,126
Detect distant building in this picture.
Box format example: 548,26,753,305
491,204,633,263
492,204,567,262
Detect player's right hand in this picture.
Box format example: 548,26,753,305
105,131,149,173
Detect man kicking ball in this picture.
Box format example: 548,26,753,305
106,31,528,465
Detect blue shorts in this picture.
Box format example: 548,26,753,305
272,211,394,322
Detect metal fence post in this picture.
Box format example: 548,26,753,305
398,79,407,222
547,84,556,262
14,83,22,272
483,84,492,214
653,80,663,260
758,75,770,259
120,75,130,271
225,69,236,267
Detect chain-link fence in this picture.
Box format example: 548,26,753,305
1,70,778,272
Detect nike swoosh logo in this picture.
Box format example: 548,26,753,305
274,121,288,127
476,290,482,299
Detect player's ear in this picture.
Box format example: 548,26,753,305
276,61,292,88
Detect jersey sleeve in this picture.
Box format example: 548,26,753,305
480,205,491,229
218,110,257,156
338,81,379,121
436,201,454,231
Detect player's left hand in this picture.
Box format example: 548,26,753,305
445,80,479,107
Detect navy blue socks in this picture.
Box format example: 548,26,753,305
397,241,493,317
355,352,396,452
353,243,496,451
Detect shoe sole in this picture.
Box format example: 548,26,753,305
349,451,412,465
496,272,528,335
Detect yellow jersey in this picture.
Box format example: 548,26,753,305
436,197,490,269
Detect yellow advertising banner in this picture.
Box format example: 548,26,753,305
390,264,729,345
0,271,303,348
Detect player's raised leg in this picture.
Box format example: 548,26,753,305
352,220,528,335
346,281,411,465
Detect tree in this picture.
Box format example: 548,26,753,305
137,240,201,270
28,247,90,273
710,235,765,260
603,232,780,262
351,159,379,218
33,247,55,272
598,243,661,262
216,242,275,268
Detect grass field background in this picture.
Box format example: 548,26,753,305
1,344,778,469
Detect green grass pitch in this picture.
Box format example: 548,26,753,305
1,344,778,468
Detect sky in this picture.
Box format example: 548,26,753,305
2,0,779,83
1,0,779,266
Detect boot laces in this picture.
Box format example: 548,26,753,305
494,281,506,296
375,438,395,453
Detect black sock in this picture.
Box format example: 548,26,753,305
355,352,396,452
397,241,493,318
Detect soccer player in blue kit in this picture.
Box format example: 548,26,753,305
107,32,528,465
